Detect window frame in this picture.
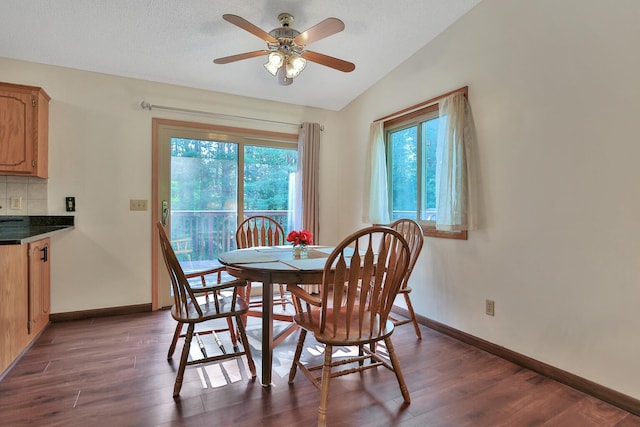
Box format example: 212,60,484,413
382,89,469,240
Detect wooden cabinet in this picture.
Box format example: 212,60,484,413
0,238,51,376
28,238,50,336
0,82,50,178
0,244,29,376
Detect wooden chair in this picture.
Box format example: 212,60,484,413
157,222,256,397
288,226,411,427
235,215,288,309
388,218,424,338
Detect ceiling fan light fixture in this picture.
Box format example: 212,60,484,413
264,51,285,76
285,53,307,78
269,51,285,67
215,13,355,86
264,61,279,76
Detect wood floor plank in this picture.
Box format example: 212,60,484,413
541,395,632,427
0,310,638,426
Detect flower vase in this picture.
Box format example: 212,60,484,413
293,245,309,259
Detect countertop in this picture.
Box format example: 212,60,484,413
0,216,75,245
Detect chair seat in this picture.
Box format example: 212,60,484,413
171,295,249,323
294,306,395,345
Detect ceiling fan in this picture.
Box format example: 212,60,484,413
213,13,356,86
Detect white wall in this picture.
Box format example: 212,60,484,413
0,58,341,313
339,0,640,399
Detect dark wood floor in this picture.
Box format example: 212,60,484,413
1,308,639,427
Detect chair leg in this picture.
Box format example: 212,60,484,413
236,314,257,379
384,336,410,403
226,317,239,351
278,284,286,309
245,281,253,305
317,344,333,427
404,293,422,339
174,323,195,397
288,328,307,383
240,281,252,326
168,322,183,359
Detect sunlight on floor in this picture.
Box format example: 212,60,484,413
196,359,246,389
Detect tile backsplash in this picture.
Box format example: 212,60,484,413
0,176,48,216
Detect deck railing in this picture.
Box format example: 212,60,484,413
170,210,291,261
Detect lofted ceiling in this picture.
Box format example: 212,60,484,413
0,0,483,111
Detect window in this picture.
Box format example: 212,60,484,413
386,105,439,223
161,123,298,262
382,89,470,239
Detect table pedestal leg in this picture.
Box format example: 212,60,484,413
261,275,274,386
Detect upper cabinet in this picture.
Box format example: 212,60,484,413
0,82,50,178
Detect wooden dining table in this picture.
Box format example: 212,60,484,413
217,245,332,386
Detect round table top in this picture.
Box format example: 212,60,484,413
217,245,333,283
218,245,331,270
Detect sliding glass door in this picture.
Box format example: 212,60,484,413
170,138,239,265
153,120,298,309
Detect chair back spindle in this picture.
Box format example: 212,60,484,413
236,215,284,249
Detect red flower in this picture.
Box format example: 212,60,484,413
286,229,313,246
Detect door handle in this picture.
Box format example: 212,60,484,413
162,200,169,226
40,246,48,262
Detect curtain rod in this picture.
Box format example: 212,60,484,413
140,101,311,129
373,86,468,124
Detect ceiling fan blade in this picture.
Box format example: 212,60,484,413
213,50,269,64
294,18,345,46
302,51,355,73
222,14,277,43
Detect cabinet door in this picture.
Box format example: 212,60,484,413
0,89,35,174
28,238,50,335
0,245,29,375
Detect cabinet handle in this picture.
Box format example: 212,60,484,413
41,246,48,262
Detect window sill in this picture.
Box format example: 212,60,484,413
422,227,468,240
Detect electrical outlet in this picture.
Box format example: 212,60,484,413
486,299,495,316
129,199,148,211
10,196,22,210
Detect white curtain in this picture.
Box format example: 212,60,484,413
435,92,476,231
295,122,321,240
362,121,390,224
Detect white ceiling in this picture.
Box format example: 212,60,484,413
0,0,483,111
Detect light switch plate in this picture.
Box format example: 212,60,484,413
130,199,148,211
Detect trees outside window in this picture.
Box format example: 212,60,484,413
386,105,439,224
170,136,297,260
